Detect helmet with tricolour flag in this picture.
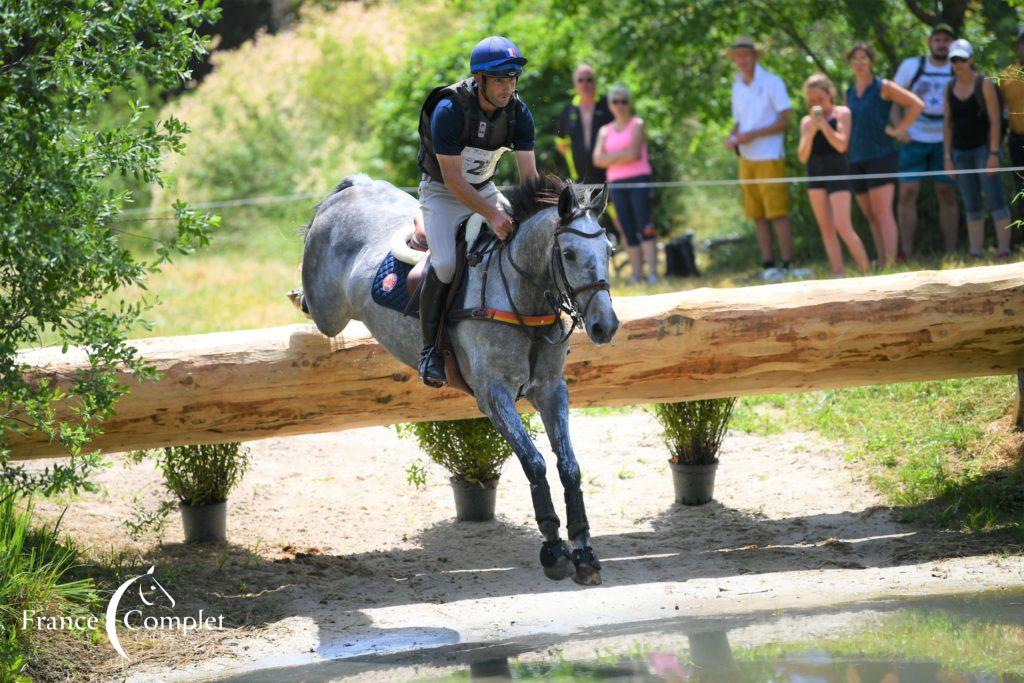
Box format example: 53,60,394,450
469,36,528,77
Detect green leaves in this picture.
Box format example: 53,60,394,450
1,0,219,496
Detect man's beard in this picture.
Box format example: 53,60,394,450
931,49,949,61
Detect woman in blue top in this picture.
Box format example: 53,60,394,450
846,43,923,268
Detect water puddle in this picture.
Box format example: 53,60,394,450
210,589,1024,682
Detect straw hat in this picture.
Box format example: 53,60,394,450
724,35,762,57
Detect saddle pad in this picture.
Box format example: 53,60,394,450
371,252,418,319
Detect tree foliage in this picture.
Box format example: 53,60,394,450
1,0,220,495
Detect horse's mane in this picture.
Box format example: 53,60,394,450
504,173,606,225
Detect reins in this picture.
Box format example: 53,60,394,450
464,206,610,345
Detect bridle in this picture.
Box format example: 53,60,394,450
472,203,611,345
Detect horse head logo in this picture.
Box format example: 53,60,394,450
105,565,175,659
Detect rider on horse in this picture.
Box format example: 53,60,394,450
416,36,539,387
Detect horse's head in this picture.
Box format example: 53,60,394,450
553,184,619,344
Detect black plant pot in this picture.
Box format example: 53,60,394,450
450,477,498,521
179,500,227,543
670,461,718,505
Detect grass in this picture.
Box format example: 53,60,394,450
0,493,102,682
733,599,1024,675
733,377,1024,537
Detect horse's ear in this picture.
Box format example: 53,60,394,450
557,184,578,221
590,185,609,216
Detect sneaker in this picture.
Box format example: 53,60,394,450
646,273,659,285
996,249,1012,261
760,267,785,283
629,274,642,285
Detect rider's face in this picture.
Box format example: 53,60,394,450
482,75,517,107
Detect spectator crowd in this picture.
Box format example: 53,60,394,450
555,24,1024,283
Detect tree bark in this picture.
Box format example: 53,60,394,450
7,263,1024,460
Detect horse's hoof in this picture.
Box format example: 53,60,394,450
571,547,602,586
540,540,572,581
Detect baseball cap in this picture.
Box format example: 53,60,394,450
949,38,973,60
931,22,956,38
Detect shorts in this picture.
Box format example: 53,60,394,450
807,154,851,194
849,150,899,195
609,174,654,247
739,157,789,220
898,140,955,185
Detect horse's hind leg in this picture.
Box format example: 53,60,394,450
530,379,601,586
478,382,573,581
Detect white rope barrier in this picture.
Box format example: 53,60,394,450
118,165,1024,218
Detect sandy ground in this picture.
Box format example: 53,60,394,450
24,410,1024,681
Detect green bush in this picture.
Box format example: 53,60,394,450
0,491,98,675
650,398,737,465
396,415,539,484
156,443,252,506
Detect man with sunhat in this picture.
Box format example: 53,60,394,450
891,22,960,258
723,35,794,281
415,36,539,388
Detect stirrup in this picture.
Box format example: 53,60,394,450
418,347,447,387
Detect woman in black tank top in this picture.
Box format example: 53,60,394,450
942,38,1012,259
798,73,870,276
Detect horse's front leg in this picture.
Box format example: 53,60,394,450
529,379,601,586
477,381,574,581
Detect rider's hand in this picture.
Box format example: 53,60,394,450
489,208,515,240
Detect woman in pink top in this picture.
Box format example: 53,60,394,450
593,85,659,284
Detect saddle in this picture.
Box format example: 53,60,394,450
374,211,558,397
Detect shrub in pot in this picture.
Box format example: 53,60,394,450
650,398,736,505
397,415,538,521
159,443,251,543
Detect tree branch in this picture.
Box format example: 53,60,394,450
753,0,832,77
872,19,901,74
904,0,940,26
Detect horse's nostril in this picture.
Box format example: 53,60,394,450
592,323,604,338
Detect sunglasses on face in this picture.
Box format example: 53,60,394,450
951,56,968,63
611,99,629,105
576,76,595,83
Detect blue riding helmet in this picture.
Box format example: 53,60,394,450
470,36,527,77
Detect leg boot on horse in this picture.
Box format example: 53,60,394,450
417,265,450,387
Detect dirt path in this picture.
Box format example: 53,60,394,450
26,410,1024,681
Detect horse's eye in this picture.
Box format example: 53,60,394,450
563,249,577,262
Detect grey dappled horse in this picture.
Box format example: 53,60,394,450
298,174,619,585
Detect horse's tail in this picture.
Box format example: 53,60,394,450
296,174,374,240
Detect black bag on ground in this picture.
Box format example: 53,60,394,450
665,232,700,278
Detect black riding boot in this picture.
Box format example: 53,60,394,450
418,266,451,387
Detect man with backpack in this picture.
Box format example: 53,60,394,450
892,23,960,258
415,36,538,388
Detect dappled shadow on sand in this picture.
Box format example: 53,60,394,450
123,496,1020,641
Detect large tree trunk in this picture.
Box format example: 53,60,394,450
8,263,1024,460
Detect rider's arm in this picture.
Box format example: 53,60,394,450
437,154,509,218
515,150,539,182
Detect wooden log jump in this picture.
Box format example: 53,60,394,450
8,263,1024,460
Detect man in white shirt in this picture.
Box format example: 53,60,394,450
723,36,794,280
890,23,959,258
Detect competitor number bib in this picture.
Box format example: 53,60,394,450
461,146,508,184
